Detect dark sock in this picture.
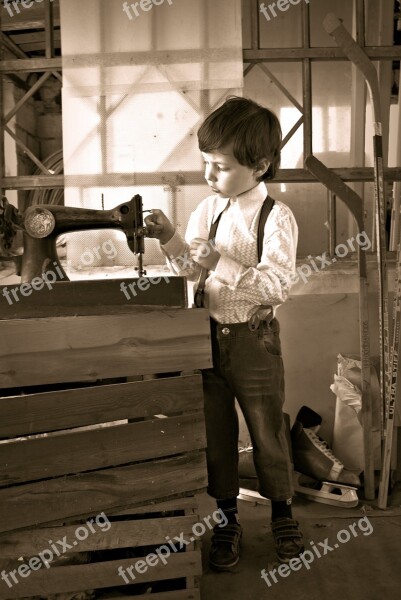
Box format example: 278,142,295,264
271,499,293,521
216,497,239,524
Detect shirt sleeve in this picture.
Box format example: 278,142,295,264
210,203,298,306
160,197,212,282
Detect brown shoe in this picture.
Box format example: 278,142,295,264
209,522,243,571
271,518,304,563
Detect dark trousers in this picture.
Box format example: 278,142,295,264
201,317,294,502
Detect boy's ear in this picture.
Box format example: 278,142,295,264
254,158,270,178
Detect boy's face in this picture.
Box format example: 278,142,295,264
201,143,262,198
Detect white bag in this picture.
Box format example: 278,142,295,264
331,354,381,472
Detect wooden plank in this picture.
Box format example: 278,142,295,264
0,516,200,558
0,9,4,200
0,413,206,487
9,31,61,45
1,174,64,189
0,375,203,438
2,168,401,191
0,47,400,74
0,452,207,533
99,592,200,600
1,18,61,32
243,47,401,61
0,308,212,387
1,1,60,31
44,0,55,59
0,277,187,319
18,41,62,53
0,552,201,600
113,495,199,516
0,57,62,72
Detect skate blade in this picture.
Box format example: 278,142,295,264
293,472,359,508
238,488,270,505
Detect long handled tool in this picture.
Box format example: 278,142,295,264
378,245,401,507
305,155,375,500
323,12,391,507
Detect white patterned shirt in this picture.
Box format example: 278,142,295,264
161,181,298,324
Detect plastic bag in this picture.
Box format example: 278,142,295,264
330,354,381,472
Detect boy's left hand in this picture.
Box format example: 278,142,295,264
190,238,220,270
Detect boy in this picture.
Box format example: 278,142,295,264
145,96,304,570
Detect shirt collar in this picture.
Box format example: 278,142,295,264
212,182,268,224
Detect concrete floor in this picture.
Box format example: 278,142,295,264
198,485,401,600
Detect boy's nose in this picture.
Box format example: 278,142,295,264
205,168,217,182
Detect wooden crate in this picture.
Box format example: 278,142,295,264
0,497,203,600
0,307,211,599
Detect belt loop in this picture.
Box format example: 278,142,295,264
248,314,260,331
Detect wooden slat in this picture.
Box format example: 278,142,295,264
243,47,401,61
0,516,200,558
114,495,199,516
9,31,61,45
0,57,62,72
99,592,200,600
0,413,206,487
0,452,207,533
2,167,401,190
0,374,203,438
0,308,211,387
1,1,60,31
0,552,201,600
0,277,187,319
19,41,62,52
0,47,400,73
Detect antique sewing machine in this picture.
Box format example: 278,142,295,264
0,195,149,281
0,195,187,315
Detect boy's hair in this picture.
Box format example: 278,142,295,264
197,96,282,181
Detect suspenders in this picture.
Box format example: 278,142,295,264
193,195,275,309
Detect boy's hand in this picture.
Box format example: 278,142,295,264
190,238,220,270
144,209,175,245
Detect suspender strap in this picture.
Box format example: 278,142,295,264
193,209,225,308
193,194,275,308
257,195,275,262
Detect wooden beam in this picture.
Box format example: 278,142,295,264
258,63,303,112
1,1,60,32
0,31,27,59
350,0,367,237
1,47,398,74
1,18,61,32
9,30,61,45
4,72,29,91
0,57,62,72
4,125,51,174
18,41,61,53
2,168,401,190
243,47,401,61
44,0,55,59
4,71,52,124
0,10,4,199
1,175,64,189
301,0,312,158
250,0,259,50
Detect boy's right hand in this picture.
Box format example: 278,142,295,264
144,209,175,245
